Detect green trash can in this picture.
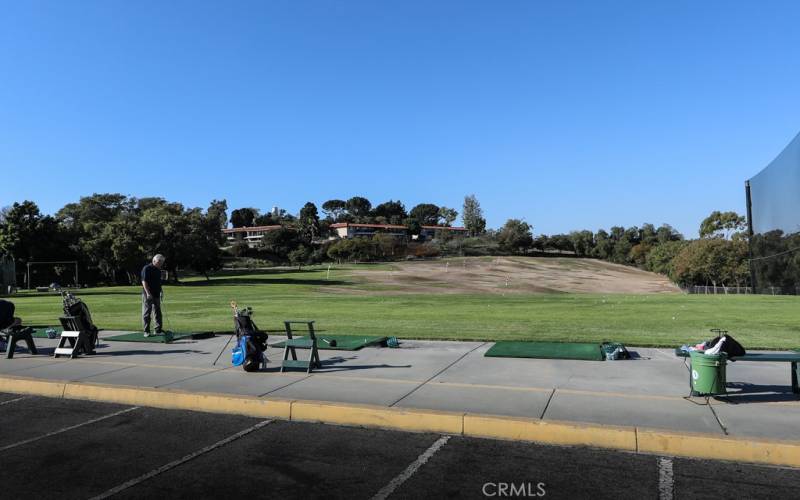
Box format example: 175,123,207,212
689,351,727,395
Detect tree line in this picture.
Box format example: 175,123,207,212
0,192,750,290
229,195,485,235
0,195,227,286
490,211,749,289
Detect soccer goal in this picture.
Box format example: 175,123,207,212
26,261,79,289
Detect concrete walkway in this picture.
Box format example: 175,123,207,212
2,332,799,442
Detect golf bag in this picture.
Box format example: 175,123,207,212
60,292,98,355
232,311,267,372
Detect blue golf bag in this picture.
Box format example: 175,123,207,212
232,313,267,372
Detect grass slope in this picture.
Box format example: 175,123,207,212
9,264,800,349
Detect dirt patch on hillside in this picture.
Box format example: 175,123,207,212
329,257,680,295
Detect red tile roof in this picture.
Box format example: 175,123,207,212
420,226,468,231
223,225,283,234
330,223,408,230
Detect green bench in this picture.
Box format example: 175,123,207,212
280,320,321,374
1,326,38,359
675,349,800,394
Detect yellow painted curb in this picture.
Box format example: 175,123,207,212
0,374,66,398
637,428,800,468
291,400,464,435
1,374,800,468
62,382,292,419
464,413,637,451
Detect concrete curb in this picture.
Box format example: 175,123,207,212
1,374,798,468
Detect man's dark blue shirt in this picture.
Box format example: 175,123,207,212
141,264,162,297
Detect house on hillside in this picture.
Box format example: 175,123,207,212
330,223,408,240
222,225,283,248
329,223,469,241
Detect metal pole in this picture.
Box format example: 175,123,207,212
27,262,30,290
745,180,757,293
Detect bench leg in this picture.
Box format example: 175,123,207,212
792,362,799,395
312,346,321,369
5,335,14,359
280,346,289,373
24,336,37,355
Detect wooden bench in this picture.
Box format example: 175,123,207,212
1,326,37,359
675,349,800,394
280,320,321,374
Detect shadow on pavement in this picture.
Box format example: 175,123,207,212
719,382,800,403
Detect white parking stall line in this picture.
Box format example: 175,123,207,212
658,457,674,500
371,435,451,500
0,396,28,406
90,419,273,500
0,406,139,452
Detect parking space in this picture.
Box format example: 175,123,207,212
0,393,798,499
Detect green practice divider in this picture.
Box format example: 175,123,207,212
485,341,605,361
271,335,388,351
104,331,196,344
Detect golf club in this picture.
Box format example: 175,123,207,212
321,338,337,347
212,301,239,365
160,290,175,339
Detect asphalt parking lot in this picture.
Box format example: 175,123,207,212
1,392,798,499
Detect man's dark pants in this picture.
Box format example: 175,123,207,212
142,293,163,333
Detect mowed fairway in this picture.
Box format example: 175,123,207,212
10,257,800,349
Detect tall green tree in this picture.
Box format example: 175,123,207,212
673,238,749,288
298,202,320,242
321,199,347,221
569,230,594,256
230,207,257,228
591,230,613,259
656,224,683,243
372,200,407,224
260,227,301,261
498,219,533,253
184,200,228,279
640,223,658,245
699,211,746,239
346,196,372,219
438,207,458,226
645,240,689,278
0,201,70,270
409,203,440,226
462,194,486,236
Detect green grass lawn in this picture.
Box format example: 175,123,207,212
9,265,800,349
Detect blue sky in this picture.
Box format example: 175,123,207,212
2,1,799,237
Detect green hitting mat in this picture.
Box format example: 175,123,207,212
271,335,388,351
104,331,197,344
485,341,605,361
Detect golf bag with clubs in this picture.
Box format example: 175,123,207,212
231,305,268,372
60,291,99,355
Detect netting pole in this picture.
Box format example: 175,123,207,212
745,180,756,293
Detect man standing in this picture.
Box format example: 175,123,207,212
141,254,165,337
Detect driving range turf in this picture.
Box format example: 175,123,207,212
9,263,800,349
